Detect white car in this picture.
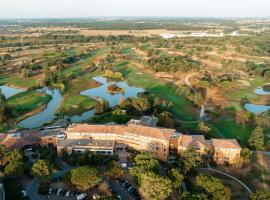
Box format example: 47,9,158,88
65,191,70,196
56,189,62,196
77,193,87,200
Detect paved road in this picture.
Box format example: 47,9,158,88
107,179,131,200
26,163,72,200
199,167,252,193
200,155,252,194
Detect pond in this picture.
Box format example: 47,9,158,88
244,83,270,114
0,85,25,99
244,103,270,114
17,76,144,129
255,84,270,95
81,76,145,107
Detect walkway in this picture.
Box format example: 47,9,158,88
176,72,204,124
199,167,252,193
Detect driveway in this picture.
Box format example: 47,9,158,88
26,163,72,200
107,179,131,200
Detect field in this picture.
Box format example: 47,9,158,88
0,19,270,146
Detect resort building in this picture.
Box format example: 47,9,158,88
177,134,207,156
211,139,241,165
0,121,242,165
58,139,115,155
59,123,176,161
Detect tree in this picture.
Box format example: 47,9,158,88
195,174,231,200
0,103,13,124
158,111,174,128
248,126,264,150
237,148,252,167
250,190,270,200
4,149,23,163
168,168,184,190
198,122,211,133
0,145,6,164
106,160,122,179
4,160,25,176
130,152,160,182
181,147,200,174
70,166,101,191
235,110,251,127
31,159,51,179
0,88,6,103
95,99,110,114
139,172,172,200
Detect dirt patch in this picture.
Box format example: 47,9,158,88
205,87,228,108
237,80,251,86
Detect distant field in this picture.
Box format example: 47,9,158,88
0,75,38,89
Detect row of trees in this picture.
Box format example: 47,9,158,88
147,55,200,73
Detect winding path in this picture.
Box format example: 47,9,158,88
199,167,252,194
176,72,204,124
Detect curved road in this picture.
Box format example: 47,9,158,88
26,163,71,200
199,167,252,194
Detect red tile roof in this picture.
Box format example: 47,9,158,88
67,123,176,140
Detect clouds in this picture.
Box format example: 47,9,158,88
0,0,269,18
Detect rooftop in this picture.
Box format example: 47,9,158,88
58,139,115,149
179,134,206,149
67,123,175,140
211,139,241,150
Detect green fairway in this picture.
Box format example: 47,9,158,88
59,95,96,116
7,90,52,116
118,63,198,121
58,75,100,115
211,118,254,144
0,75,38,89
62,47,110,76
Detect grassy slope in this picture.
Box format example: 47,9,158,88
7,90,52,116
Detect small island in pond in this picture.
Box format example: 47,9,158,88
107,83,125,94
262,84,270,92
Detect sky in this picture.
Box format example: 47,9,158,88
0,0,269,18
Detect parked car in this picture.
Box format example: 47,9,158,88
77,193,87,200
48,188,54,194
56,189,62,196
65,191,71,196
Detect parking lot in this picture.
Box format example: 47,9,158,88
46,188,87,200
115,178,140,200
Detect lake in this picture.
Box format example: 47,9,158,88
80,76,145,107
17,76,144,128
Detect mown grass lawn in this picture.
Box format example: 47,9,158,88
58,75,100,116
7,90,52,116
118,63,198,121
0,75,37,89
211,118,254,145
62,47,110,76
